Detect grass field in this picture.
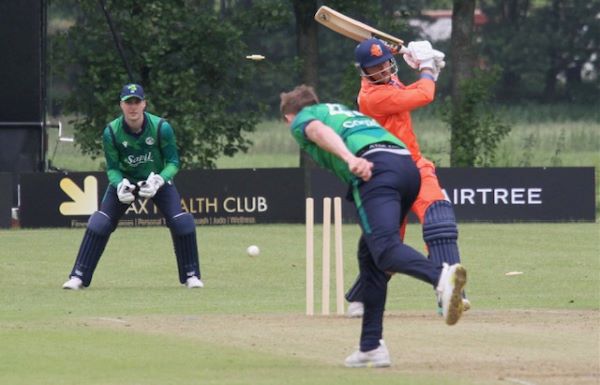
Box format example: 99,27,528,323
1,223,598,385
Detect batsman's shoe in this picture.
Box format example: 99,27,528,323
436,263,467,326
346,302,364,318
344,340,391,368
437,296,470,316
62,276,83,290
462,297,471,312
185,276,204,288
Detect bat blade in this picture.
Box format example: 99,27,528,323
314,6,404,50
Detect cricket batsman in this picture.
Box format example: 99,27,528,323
62,83,203,290
281,84,467,367
345,38,469,316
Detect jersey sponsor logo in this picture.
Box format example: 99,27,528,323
145,137,155,145
443,187,543,205
126,152,154,167
342,118,378,129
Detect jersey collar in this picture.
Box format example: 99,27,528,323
123,113,146,136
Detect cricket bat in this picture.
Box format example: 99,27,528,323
314,6,405,53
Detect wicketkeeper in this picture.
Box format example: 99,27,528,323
281,84,467,368
344,38,469,316
62,83,203,290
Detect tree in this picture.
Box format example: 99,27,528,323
480,0,600,102
50,0,261,169
444,67,511,166
291,0,319,88
447,0,511,166
537,0,600,102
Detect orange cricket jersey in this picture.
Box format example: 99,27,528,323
357,76,435,162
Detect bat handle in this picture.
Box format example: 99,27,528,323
382,41,408,55
390,45,408,55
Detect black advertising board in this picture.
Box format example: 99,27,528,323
310,167,596,222
0,173,12,228
437,167,595,222
19,169,305,228
18,167,595,228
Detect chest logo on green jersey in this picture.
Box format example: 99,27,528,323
127,152,154,167
122,141,128,148
145,137,155,145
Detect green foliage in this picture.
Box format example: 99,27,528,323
519,133,537,167
443,67,512,166
223,0,301,116
46,0,600,170
550,128,566,166
50,0,262,168
480,0,600,103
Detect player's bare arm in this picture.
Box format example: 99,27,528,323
304,120,373,181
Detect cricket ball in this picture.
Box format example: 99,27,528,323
246,245,260,257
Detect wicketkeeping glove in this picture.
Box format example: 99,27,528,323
116,178,136,204
138,172,165,198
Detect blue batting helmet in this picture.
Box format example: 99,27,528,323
354,38,394,68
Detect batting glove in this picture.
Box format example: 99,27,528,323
402,51,419,70
138,172,165,198
407,41,434,59
433,49,446,66
407,41,447,71
116,178,136,204
405,41,446,80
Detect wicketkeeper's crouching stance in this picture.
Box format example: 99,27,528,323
62,83,203,290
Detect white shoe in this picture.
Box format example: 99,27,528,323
347,302,364,318
437,295,471,315
344,340,391,368
436,263,467,325
185,276,204,288
62,276,83,290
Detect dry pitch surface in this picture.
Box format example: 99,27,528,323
87,309,599,385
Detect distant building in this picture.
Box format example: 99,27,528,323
407,9,488,42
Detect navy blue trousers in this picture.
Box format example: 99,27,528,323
69,181,199,286
351,152,443,351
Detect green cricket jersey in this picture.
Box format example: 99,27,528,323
103,112,180,187
290,103,408,183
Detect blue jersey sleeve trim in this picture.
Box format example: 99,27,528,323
420,73,435,81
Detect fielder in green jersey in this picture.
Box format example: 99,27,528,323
281,85,467,368
290,103,408,184
63,83,203,290
103,112,179,186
